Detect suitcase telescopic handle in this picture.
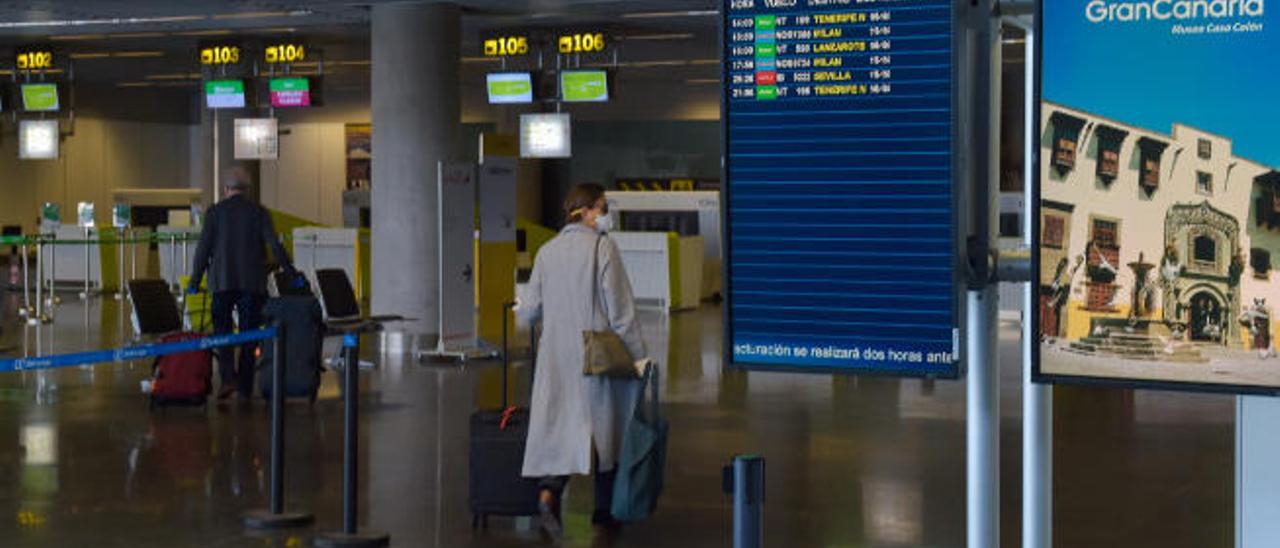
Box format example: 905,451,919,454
502,301,516,409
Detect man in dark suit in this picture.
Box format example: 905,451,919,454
189,167,295,400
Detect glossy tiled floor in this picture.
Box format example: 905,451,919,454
0,286,1233,547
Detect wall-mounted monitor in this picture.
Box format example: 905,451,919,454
21,83,59,112
19,120,59,160
487,72,534,104
269,77,311,108
205,79,245,109
1034,2,1280,394
520,113,571,159
722,1,962,377
560,70,608,103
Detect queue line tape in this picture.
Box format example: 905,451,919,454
0,328,277,373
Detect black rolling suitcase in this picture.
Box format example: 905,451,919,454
260,296,324,402
469,304,540,528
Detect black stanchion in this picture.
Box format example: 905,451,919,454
243,321,314,530
315,332,389,548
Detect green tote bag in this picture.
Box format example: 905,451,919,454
611,364,669,522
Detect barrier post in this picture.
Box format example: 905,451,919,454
315,332,389,548
723,454,764,548
19,237,32,318
47,234,61,306
243,321,314,530
116,229,126,300
80,227,92,300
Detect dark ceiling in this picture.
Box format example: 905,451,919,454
0,1,721,90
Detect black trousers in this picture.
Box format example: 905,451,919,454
211,290,265,396
538,450,617,524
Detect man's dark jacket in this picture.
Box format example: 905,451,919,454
190,194,291,294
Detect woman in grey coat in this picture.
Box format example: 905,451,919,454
515,183,647,540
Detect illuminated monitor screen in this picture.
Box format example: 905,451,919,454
722,1,960,377
21,83,59,112
487,72,534,104
205,79,246,109
1034,1,1280,394
560,70,608,103
269,77,311,108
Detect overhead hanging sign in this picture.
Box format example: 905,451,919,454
264,42,306,64
16,48,54,71
723,0,961,377
557,31,607,54
483,34,530,57
199,44,241,66
1034,1,1280,394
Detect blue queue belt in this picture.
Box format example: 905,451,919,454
0,328,277,373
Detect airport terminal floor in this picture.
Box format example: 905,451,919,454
0,290,1232,547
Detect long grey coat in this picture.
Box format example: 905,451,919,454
517,224,646,477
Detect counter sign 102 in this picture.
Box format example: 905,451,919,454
16,50,54,71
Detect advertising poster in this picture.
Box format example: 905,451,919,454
1036,0,1280,391
345,123,371,191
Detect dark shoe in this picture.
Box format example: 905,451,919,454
591,521,622,546
537,489,563,543
216,386,236,401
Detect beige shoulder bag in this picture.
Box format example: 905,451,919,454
583,235,639,378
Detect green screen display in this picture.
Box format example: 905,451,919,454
205,79,246,109
21,84,59,112
560,71,608,103
487,72,533,104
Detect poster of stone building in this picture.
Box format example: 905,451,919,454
1036,0,1280,390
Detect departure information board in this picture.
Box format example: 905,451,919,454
723,0,960,376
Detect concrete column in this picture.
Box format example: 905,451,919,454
371,2,461,337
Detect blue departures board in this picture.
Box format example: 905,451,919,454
724,0,961,376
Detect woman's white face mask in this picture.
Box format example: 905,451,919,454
594,212,614,234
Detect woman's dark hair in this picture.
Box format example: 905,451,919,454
563,183,606,224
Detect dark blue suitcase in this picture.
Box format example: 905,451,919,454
260,296,323,402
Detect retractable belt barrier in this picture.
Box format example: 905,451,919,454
0,327,276,373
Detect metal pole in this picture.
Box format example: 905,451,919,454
31,237,43,325
731,455,764,548
81,227,91,299
967,287,999,548
48,234,59,306
342,335,358,534
130,230,138,282
116,229,125,300
966,1,1001,547
270,322,287,514
243,321,313,530
1020,24,1052,548
20,237,31,317
315,331,389,547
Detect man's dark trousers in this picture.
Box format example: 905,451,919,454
211,290,265,396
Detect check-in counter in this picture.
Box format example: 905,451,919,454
609,231,704,313
41,226,103,289
157,225,200,291
291,227,360,297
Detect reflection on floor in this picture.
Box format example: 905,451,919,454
0,289,1233,547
